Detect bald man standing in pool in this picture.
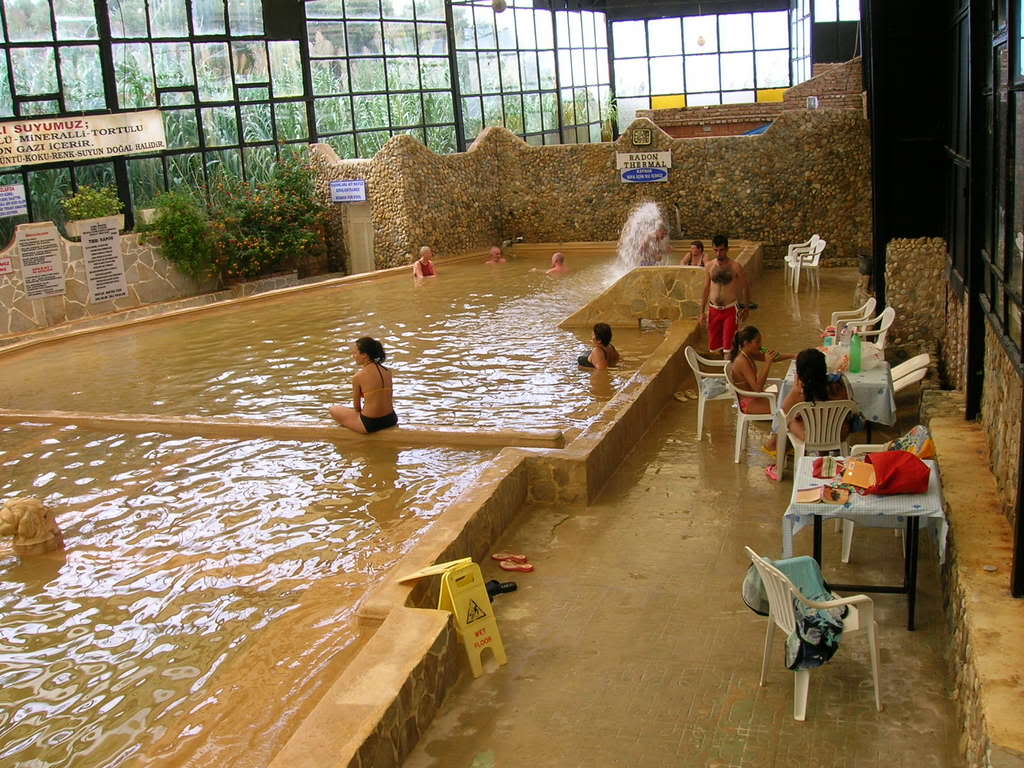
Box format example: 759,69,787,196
700,234,751,355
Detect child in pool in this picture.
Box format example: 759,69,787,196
578,322,620,369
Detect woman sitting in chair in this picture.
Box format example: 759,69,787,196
729,327,794,458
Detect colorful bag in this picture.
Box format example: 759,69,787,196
864,450,930,495
887,424,936,459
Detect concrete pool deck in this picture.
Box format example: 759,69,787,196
404,267,961,768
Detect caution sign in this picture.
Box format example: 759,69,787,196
438,561,507,677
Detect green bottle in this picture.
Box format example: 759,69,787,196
849,332,862,374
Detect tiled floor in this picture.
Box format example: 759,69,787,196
405,268,961,768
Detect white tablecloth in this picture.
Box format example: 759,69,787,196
774,360,897,431
782,457,948,562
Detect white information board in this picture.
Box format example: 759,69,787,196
330,179,367,202
81,216,128,303
0,183,28,217
16,223,64,298
616,151,672,183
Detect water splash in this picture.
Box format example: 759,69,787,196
617,201,669,270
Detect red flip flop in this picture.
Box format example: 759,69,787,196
498,560,534,572
491,552,528,563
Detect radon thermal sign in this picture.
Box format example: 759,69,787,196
615,151,672,183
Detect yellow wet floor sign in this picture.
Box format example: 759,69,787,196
438,561,507,677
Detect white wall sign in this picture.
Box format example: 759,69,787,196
0,111,166,169
330,179,367,202
16,224,65,298
81,217,128,303
0,183,28,217
0,256,12,276
616,151,672,183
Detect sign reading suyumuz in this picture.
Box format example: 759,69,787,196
0,183,28,217
16,224,64,298
616,151,672,183
330,179,367,203
82,217,128,303
0,111,166,169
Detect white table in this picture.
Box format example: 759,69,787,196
783,456,947,630
773,361,897,434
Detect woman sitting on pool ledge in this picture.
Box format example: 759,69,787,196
329,337,398,434
578,322,620,369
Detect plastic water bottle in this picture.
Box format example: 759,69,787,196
838,324,852,348
849,332,862,373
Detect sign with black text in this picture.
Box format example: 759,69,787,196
0,183,28,217
16,223,64,298
0,111,166,169
616,151,672,183
82,217,128,303
330,179,367,202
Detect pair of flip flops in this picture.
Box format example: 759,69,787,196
491,552,534,572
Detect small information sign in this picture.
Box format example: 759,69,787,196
16,223,64,298
0,183,27,217
330,179,367,203
81,216,128,303
616,151,672,184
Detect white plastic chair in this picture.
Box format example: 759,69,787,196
784,234,819,288
724,365,781,464
775,398,857,480
830,298,876,330
791,239,827,292
684,346,732,439
890,352,930,383
744,546,881,720
846,306,896,351
893,367,927,393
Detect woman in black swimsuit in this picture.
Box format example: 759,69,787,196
329,337,398,434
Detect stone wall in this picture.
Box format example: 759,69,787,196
884,237,947,364
0,231,215,336
311,109,871,271
981,324,1022,524
942,283,968,390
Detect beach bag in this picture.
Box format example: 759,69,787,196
887,424,936,459
864,450,930,495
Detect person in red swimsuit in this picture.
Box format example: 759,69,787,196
413,246,436,278
700,234,751,354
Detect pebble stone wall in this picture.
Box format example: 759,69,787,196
884,237,947,367
310,109,871,272
942,283,968,390
981,325,1022,524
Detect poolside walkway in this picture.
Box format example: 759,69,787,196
404,268,960,768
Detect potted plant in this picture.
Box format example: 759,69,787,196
137,189,213,281
61,185,125,238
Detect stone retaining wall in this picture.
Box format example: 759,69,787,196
943,283,968,390
884,237,947,365
981,325,1022,524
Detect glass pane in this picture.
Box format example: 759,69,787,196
0,58,13,116
309,22,348,57
596,48,609,84
60,46,106,110
417,23,447,54
496,5,516,49
685,54,719,92
568,11,582,48
721,89,754,104
755,50,789,87
74,162,115,188
389,92,421,125
687,91,720,106
612,20,645,57
237,85,269,101
244,145,276,184
648,18,681,56
571,49,585,86
721,51,754,90
206,148,242,180
538,50,556,88
20,99,59,115
149,0,187,38
315,96,353,132
240,103,273,142
232,42,269,83
384,22,417,55
54,0,98,39
515,8,535,49
423,91,452,123
753,11,789,49
353,93,388,129
269,41,304,97
500,52,520,92
582,11,596,47
584,48,597,84
386,57,419,90
479,52,500,92
1013,93,1024,297
163,108,199,148
274,101,308,139
504,94,523,133
420,57,449,89
311,59,349,95
838,0,859,21
461,96,482,138
345,0,380,19
614,58,648,96
11,47,56,95
558,49,573,87
541,91,558,130
348,21,383,54
425,125,455,153
113,43,156,107
719,13,753,52
475,5,496,48
595,12,607,47
128,157,164,208
457,51,480,93
520,51,539,89
356,130,389,157
107,0,146,38
349,57,385,91
381,0,414,18
535,9,553,49
555,11,567,47
192,0,226,35
452,5,474,50
202,106,239,146
650,56,682,94
482,93,502,127
195,42,232,101
523,92,541,133
684,15,718,54
414,0,443,21
28,168,72,224
815,0,837,21
153,42,194,87
167,152,204,190
228,0,263,34
325,134,355,158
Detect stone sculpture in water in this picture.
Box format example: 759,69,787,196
0,497,63,555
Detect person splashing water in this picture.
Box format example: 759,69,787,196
617,201,671,269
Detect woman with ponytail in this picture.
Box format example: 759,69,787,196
329,336,398,433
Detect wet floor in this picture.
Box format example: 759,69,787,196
405,267,961,768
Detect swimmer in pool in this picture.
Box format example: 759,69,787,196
485,246,506,264
329,336,399,434
578,322,620,369
546,252,569,275
413,246,437,278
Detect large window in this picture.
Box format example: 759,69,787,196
612,11,791,131
791,0,812,85
554,8,611,144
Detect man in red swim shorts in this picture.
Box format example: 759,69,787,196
701,234,752,354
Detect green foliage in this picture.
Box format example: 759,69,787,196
138,189,213,280
61,184,124,221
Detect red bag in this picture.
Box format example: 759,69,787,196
864,450,930,495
